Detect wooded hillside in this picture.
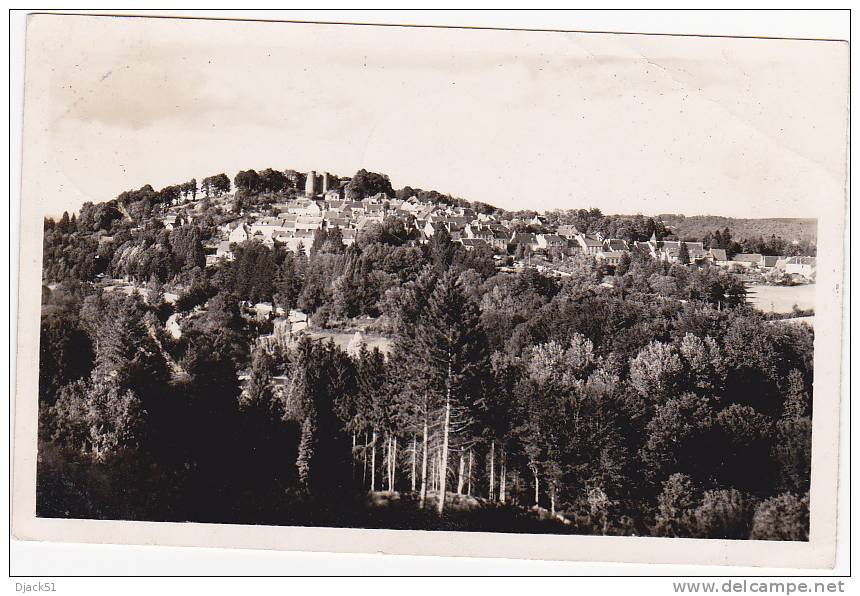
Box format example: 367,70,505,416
657,215,817,244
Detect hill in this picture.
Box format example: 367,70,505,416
656,214,817,244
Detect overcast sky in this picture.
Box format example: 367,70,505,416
24,15,849,218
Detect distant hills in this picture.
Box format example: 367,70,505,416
655,215,817,244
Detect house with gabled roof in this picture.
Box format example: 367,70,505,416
394,209,415,222
634,240,658,258
440,216,469,231
459,238,490,252
556,224,580,238
417,205,436,220
488,228,512,252
783,256,816,278
228,222,250,243
327,217,350,229
448,227,465,242
659,241,707,264
421,220,436,241
274,229,315,253
273,231,292,245
324,188,344,202
250,217,288,239
364,192,389,204
216,241,234,260
731,253,765,268
345,201,366,215
511,232,539,252
536,234,567,250
364,202,385,216
603,238,630,252
762,255,781,269
597,250,626,266
709,248,729,265
465,224,494,243
575,234,603,255
287,199,316,215
356,215,384,230
340,229,357,247
294,216,324,231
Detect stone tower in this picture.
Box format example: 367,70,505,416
305,170,318,197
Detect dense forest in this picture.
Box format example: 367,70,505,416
37,170,812,540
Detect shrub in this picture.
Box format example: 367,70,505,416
749,493,809,541
690,488,754,539
653,473,699,537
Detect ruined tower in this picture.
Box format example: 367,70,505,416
305,170,318,197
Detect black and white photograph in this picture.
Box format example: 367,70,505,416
11,11,849,571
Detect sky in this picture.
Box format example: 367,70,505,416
23,14,849,218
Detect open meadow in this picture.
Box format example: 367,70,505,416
747,284,815,314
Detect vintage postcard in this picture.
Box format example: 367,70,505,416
12,13,849,568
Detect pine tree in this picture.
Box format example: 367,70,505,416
310,227,328,256
284,339,316,491
296,415,317,490
356,345,388,491
326,226,345,254
410,271,488,514
91,293,167,400
616,251,632,276
282,338,356,494
479,352,521,502
242,345,275,410
49,377,147,461
58,211,71,234
388,340,436,505
428,224,457,273
678,242,691,265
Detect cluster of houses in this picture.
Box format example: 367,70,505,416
215,193,389,256
628,237,815,278
159,169,815,282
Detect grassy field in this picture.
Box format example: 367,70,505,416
305,329,394,355
747,284,815,314
768,316,815,331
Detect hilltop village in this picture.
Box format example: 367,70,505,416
43,166,818,355
145,169,815,281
